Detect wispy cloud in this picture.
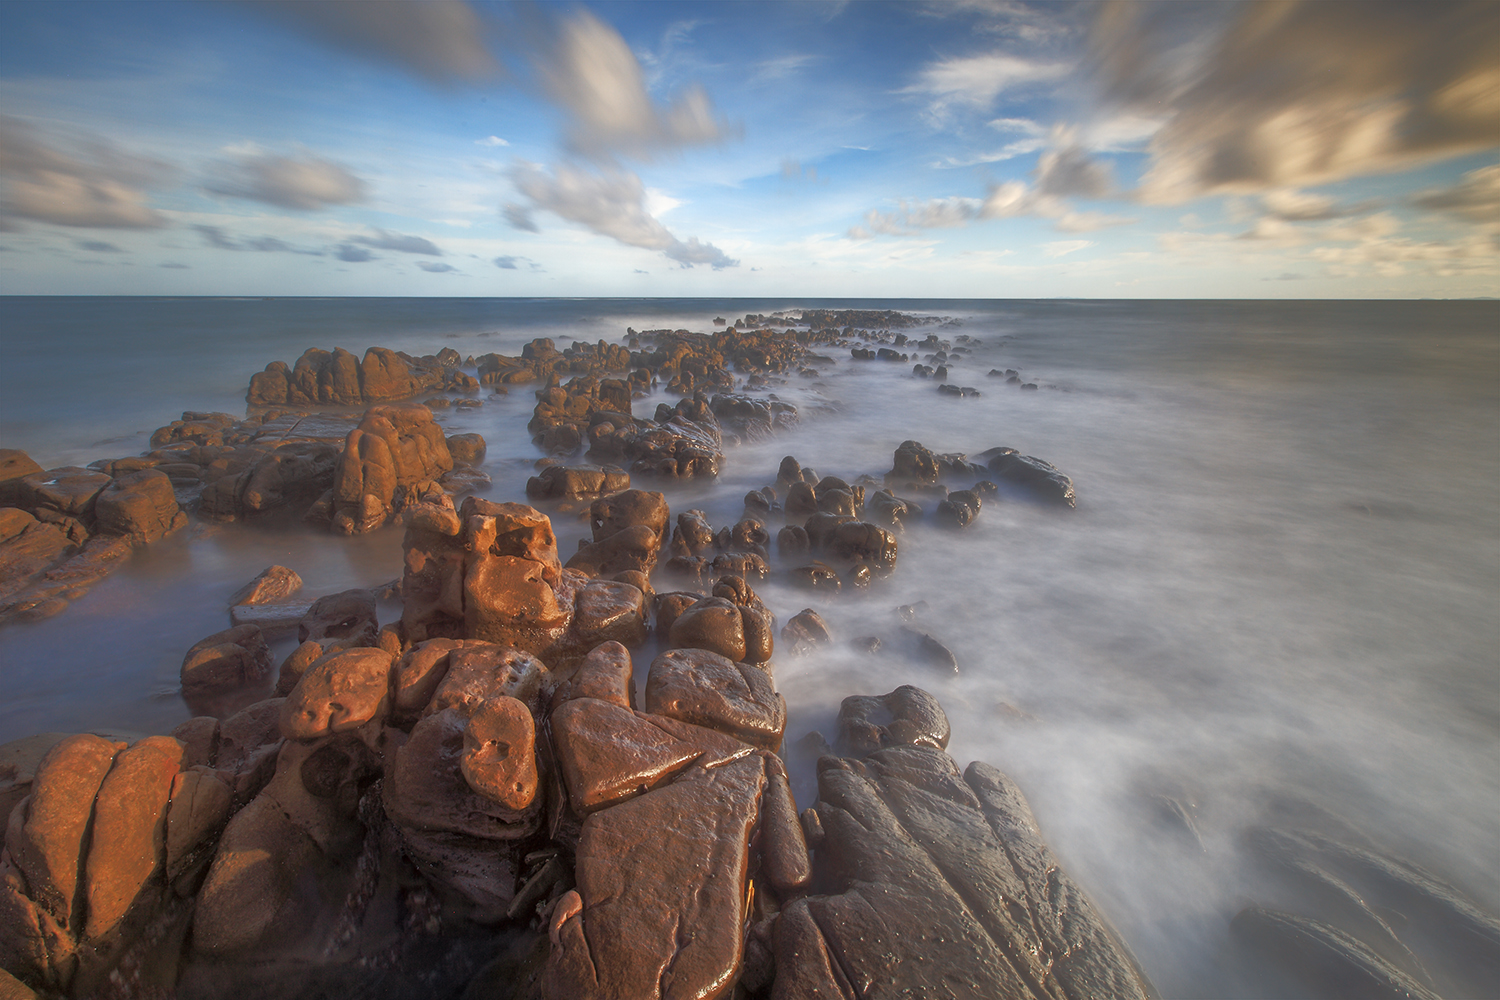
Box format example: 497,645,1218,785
510,160,737,269
351,228,442,255
1413,163,1500,224
335,244,376,262
1095,0,1500,201
1041,239,1094,258
0,115,170,229
75,239,124,253
535,11,734,161
476,136,510,147
416,261,458,273
203,148,367,210
905,52,1070,117
192,224,324,254
252,0,501,84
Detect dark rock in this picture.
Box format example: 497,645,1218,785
525,464,629,501
298,589,379,646
180,625,273,694
981,447,1076,508
836,685,951,756
781,608,833,655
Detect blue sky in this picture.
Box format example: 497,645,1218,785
1,0,1497,297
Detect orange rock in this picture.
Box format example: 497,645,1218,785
83,736,184,940
461,696,539,811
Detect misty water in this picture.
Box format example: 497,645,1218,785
2,297,1497,997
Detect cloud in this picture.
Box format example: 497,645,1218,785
192,224,323,254
0,115,170,229
535,10,732,159
1035,140,1114,198
203,149,367,210
1094,0,1500,201
781,160,819,182
351,228,442,255
1041,240,1094,258
502,203,539,232
510,160,737,269
252,0,500,84
335,244,376,262
1054,210,1135,232
75,240,123,253
417,261,457,273
1413,162,1500,223
477,136,510,147
905,53,1070,117
493,256,520,269
159,262,190,269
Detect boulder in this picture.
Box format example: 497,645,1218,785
781,608,833,655
0,451,45,507
837,685,951,757
552,640,636,710
567,579,649,652
91,469,184,546
542,755,765,1000
981,447,1077,508
180,625,273,694
446,433,487,466
460,696,540,811
297,589,379,646
279,647,394,740
228,565,303,607
423,644,547,719
330,404,453,534
525,465,629,501
644,648,786,751
18,467,111,523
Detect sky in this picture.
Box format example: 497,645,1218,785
0,0,1497,298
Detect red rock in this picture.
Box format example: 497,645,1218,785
179,624,273,694
550,699,714,814
280,647,393,739
91,469,184,546
170,717,220,768
83,736,184,940
5,734,124,924
569,579,648,651
758,753,811,897
18,468,112,522
228,565,303,607
525,464,629,500
386,709,541,838
566,523,663,577
542,755,765,1000
552,640,635,709
460,696,540,811
644,648,787,751
297,588,378,646
668,597,749,662
425,644,546,718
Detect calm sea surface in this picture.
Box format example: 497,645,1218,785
2,297,1497,996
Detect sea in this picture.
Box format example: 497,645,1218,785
1,296,1497,997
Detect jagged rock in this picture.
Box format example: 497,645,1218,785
330,404,453,534
773,738,1153,1000
247,346,450,407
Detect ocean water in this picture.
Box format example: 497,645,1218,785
1,296,1497,996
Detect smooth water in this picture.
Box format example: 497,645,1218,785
2,297,1497,996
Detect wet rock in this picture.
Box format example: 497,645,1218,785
644,648,786,750
789,561,841,592
760,753,812,896
525,464,629,501
461,696,540,811
228,565,303,607
424,644,546,719
180,624,273,694
298,588,379,647
896,624,960,674
568,579,649,652
552,640,635,710
567,525,663,579
774,741,1153,1000
981,447,1076,508
279,647,394,740
198,441,342,524
836,685,951,757
0,450,45,507
936,487,982,528
887,440,940,485
667,509,715,559
92,469,185,546
164,767,234,889
542,755,765,1000
331,404,453,534
780,608,833,655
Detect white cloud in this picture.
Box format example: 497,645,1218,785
0,115,170,229
203,149,367,210
536,11,732,160
1041,240,1094,257
906,53,1071,117
477,136,510,147
254,0,500,84
510,160,737,269
1094,0,1500,201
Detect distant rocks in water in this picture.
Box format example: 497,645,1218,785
247,346,477,407
227,565,303,607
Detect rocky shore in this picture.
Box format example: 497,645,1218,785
10,307,1486,999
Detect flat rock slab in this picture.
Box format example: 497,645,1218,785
543,754,766,1000
773,746,1154,1000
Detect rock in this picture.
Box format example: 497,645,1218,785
668,509,715,558
568,579,649,652
170,718,220,769
197,441,342,524
566,524,663,578
180,624,273,694
446,433,487,466
6,733,124,923
18,467,112,524
91,469,184,546
525,464,629,500
542,755,765,1000
836,685,951,758
297,589,379,646
164,768,233,887
330,404,453,534
789,561,841,592
888,440,940,485
759,753,812,897
897,624,960,674
424,644,547,719
228,565,303,607
391,638,492,718
279,647,394,739
82,736,184,941
936,487,982,528
0,451,45,507
0,512,75,604
644,648,786,751
773,742,1153,1000
461,501,577,656
552,640,636,709
981,447,1077,508
461,696,540,811
780,608,833,654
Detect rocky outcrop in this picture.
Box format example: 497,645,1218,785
330,404,453,534
247,347,474,407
